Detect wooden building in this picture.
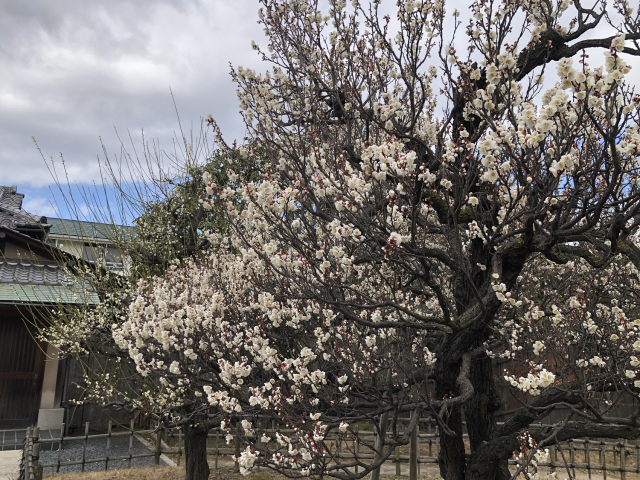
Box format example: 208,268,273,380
0,186,98,430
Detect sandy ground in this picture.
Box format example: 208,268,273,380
41,454,640,479
0,450,21,480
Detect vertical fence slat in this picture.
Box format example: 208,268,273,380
178,428,182,466
428,420,433,458
354,424,359,474
621,442,627,480
33,440,42,480
56,422,64,473
417,422,420,477
81,422,89,473
570,440,576,479
409,422,417,480
602,441,607,480
215,428,219,471
234,433,241,472
586,439,592,479
32,428,42,480
128,419,134,469
105,420,111,471
155,426,162,466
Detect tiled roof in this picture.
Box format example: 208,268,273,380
0,260,99,305
48,218,134,241
0,260,73,286
0,186,50,238
0,284,99,305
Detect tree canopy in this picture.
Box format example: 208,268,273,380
44,0,640,479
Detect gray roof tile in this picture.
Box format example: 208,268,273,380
0,260,99,304
0,284,99,305
0,186,50,237
48,218,134,241
0,260,74,286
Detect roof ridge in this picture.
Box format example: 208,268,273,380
0,185,51,239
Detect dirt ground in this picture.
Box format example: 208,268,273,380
42,462,443,480
43,469,443,480
42,466,292,480
41,464,640,480
43,467,184,480
41,453,640,480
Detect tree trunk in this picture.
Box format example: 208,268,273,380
184,423,210,480
436,358,466,480
370,412,389,480
437,404,466,480
464,354,510,480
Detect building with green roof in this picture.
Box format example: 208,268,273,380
0,186,122,432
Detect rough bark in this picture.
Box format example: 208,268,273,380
184,423,210,480
437,404,465,480
464,355,510,480
370,412,389,480
435,357,467,480
496,385,581,438
466,421,640,479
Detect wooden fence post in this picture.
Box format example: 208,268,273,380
549,445,556,473
416,422,420,477
81,423,89,472
178,428,182,466
215,429,220,471
155,426,162,466
56,423,65,473
410,422,418,480
32,438,43,480
234,434,241,472
620,442,627,480
128,419,134,469
105,421,112,471
586,439,592,479
355,424,359,474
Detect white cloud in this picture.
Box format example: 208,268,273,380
0,0,266,188
21,195,60,218
1,0,638,194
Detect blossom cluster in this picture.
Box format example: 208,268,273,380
43,0,640,477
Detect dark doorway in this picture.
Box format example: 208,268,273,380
0,314,45,429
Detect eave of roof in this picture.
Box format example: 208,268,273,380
0,283,99,305
0,227,101,306
0,226,59,259
0,260,74,286
47,218,134,241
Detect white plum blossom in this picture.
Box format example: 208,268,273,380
41,0,640,477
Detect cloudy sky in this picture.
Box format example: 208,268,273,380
0,0,268,218
0,0,634,220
